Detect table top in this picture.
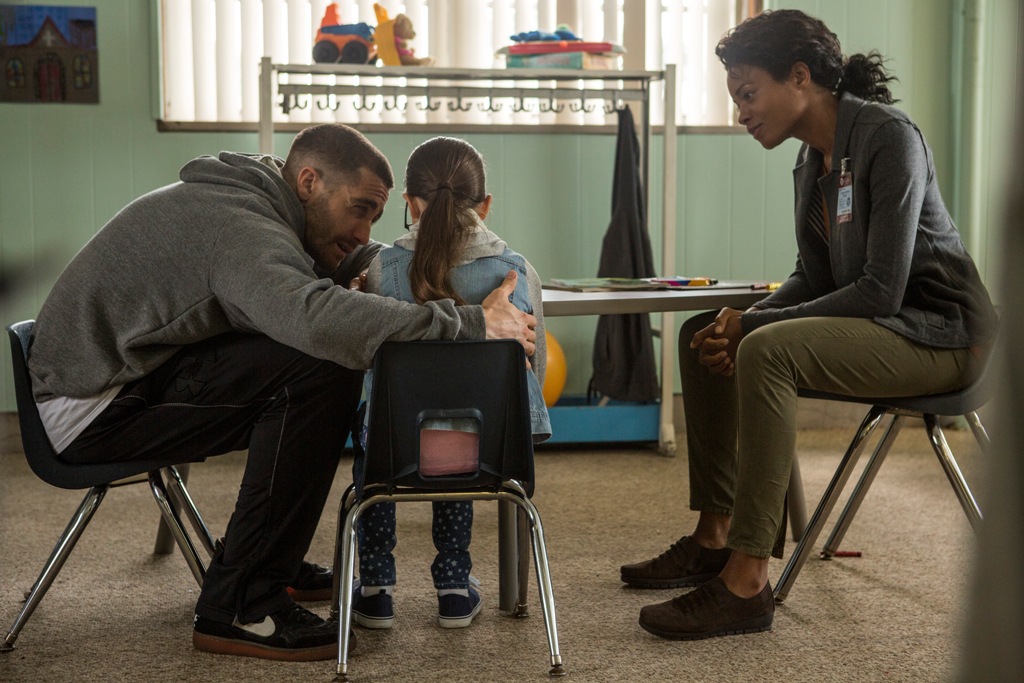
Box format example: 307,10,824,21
541,282,770,316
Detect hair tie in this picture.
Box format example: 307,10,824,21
436,183,453,192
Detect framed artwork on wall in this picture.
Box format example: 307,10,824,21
0,4,98,104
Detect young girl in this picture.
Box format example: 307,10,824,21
352,136,551,629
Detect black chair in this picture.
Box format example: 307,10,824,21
331,340,564,680
1,320,218,652
774,372,991,603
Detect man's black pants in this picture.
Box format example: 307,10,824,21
62,333,362,624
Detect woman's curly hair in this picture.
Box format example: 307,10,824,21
715,9,897,104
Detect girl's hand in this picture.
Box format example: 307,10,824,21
349,270,368,291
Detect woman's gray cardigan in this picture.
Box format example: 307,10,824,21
742,92,996,349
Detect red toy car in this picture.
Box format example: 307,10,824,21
312,4,378,64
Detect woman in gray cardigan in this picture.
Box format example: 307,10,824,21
620,9,998,640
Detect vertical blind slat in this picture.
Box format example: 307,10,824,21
162,0,197,121
191,0,218,121
239,0,264,121
215,0,242,122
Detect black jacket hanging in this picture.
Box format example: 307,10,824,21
590,106,659,403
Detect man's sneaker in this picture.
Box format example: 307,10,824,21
638,577,774,640
352,582,395,629
286,561,333,602
192,603,351,661
438,586,482,629
620,536,730,589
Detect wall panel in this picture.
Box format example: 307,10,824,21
0,0,1015,412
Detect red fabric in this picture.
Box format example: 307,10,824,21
419,429,479,477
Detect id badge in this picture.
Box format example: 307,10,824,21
837,158,853,224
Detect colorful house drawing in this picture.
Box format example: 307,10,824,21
0,5,99,104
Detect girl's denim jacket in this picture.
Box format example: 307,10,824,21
365,244,552,442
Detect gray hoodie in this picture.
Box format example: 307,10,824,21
29,152,483,401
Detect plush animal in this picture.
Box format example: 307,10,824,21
393,13,434,66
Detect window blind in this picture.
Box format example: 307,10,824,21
158,0,753,126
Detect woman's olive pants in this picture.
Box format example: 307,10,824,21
680,312,978,558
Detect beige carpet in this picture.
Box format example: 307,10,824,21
0,412,982,682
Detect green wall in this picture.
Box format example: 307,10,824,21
0,0,1017,411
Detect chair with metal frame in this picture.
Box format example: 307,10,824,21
330,339,564,681
1,320,218,652
774,369,991,603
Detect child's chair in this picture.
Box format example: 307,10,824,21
330,339,564,680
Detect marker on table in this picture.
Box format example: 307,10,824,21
652,277,718,287
751,282,783,291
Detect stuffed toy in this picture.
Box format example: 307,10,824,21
393,13,435,66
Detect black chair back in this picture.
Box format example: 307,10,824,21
362,339,535,496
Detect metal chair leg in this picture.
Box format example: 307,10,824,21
821,414,906,558
331,486,563,678
162,465,218,557
2,486,108,652
513,493,565,676
147,472,205,586
964,411,991,452
336,499,364,682
924,414,983,530
153,463,190,555
330,485,356,622
774,405,886,603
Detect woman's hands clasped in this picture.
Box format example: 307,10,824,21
690,307,745,377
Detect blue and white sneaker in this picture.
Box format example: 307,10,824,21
351,580,394,630
437,583,482,629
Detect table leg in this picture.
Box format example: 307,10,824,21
658,311,677,456
498,499,519,612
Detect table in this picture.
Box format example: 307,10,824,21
497,283,793,613
542,284,769,317
541,283,769,455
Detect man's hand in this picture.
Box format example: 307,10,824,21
482,270,537,357
690,307,745,377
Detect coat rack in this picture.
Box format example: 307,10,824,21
257,59,680,457
258,60,674,226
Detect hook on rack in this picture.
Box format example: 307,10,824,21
477,96,503,113
316,94,342,111
382,91,403,111
538,94,564,113
353,88,377,111
417,89,441,111
447,89,473,112
603,91,624,114
511,90,534,113
569,95,596,113
291,94,310,111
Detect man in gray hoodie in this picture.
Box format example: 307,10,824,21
27,123,536,661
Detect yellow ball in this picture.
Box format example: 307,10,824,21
542,330,567,407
